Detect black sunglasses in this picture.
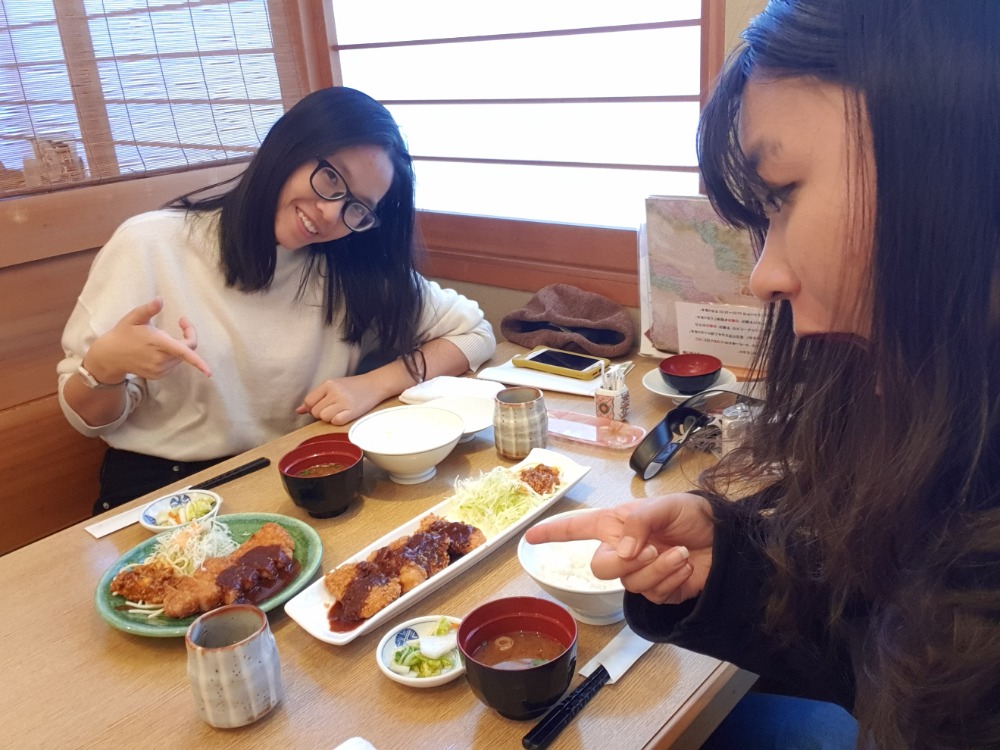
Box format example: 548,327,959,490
629,389,763,480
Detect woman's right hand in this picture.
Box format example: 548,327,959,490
85,296,212,382
523,493,715,605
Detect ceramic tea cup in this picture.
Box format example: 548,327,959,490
185,604,282,728
493,386,548,460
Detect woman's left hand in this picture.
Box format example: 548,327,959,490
296,376,383,425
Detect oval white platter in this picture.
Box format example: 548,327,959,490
283,447,590,646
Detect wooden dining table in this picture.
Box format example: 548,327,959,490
2,343,754,749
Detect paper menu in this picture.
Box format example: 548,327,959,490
638,195,762,366
675,302,764,370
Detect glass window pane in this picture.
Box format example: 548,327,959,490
413,161,699,228
342,26,699,100
335,0,700,45
3,0,55,25
390,101,699,167
7,23,63,64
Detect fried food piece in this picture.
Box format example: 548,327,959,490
331,561,402,622
162,573,223,618
110,560,181,604
418,515,486,558
122,522,299,619
518,464,561,495
239,522,295,558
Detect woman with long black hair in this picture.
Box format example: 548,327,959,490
59,87,495,512
528,1,1000,746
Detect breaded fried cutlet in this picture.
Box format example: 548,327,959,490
110,560,181,604
419,516,487,558
331,561,402,622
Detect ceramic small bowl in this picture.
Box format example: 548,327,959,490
278,440,364,518
347,405,464,484
518,509,626,625
458,596,577,720
658,353,723,394
376,615,465,688
139,489,222,532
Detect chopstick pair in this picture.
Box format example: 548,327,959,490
522,666,611,750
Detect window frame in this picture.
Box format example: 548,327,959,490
0,0,725,311
335,0,726,307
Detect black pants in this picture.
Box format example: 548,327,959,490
94,448,231,515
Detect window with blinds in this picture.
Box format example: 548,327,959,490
0,0,308,197
330,0,711,229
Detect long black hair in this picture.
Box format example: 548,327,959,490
698,1,1000,745
171,86,423,357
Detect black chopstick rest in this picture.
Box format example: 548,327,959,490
190,457,271,491
522,665,611,750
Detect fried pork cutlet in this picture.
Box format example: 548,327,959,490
368,531,451,592
417,515,487,559
324,517,487,626
326,561,402,622
110,560,182,604
126,522,299,619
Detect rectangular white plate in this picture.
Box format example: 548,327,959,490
283,447,590,646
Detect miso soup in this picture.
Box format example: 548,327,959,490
296,462,346,478
473,631,565,670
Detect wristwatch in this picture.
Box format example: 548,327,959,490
77,364,125,390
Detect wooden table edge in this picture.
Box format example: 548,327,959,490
645,662,757,750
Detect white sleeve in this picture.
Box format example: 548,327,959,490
415,278,496,371
55,216,158,436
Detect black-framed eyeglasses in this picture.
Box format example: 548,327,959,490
309,157,381,233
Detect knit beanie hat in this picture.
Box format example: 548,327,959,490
500,284,635,358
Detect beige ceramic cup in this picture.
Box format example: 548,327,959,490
185,604,283,728
494,386,548,460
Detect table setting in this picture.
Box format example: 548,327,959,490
2,343,754,750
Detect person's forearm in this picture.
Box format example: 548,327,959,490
62,372,128,427
365,338,470,402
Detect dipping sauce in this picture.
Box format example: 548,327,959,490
472,631,565,670
296,462,347,478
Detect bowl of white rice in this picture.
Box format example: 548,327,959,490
517,509,626,625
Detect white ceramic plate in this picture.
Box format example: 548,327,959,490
284,447,590,646
641,367,737,402
423,395,495,443
375,615,464,687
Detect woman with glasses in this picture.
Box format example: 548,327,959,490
527,1,1000,747
58,87,495,512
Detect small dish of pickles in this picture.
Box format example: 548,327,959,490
139,489,222,533
376,615,464,688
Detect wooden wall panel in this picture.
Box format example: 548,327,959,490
0,395,104,555
0,250,97,411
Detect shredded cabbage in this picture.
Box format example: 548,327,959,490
446,467,545,537
143,518,238,576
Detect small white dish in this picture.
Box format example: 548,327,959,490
641,367,737,402
139,489,222,533
376,615,464,688
423,395,495,443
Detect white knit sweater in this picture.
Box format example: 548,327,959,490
57,210,495,460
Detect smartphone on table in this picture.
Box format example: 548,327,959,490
511,346,610,380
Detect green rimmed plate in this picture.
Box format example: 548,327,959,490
95,513,322,637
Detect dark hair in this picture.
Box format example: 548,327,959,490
699,0,1000,745
171,87,424,358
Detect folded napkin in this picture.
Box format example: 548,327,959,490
500,283,636,358
400,375,506,404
